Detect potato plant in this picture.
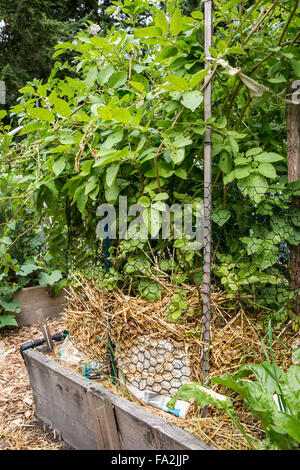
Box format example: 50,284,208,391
0,0,300,327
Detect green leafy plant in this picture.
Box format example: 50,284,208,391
0,0,299,326
168,321,300,450
168,356,300,450
0,178,65,326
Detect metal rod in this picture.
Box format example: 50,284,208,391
39,320,54,351
202,0,213,383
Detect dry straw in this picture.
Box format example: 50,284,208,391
62,277,299,450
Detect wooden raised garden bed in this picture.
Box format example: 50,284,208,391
14,286,67,326
23,345,215,451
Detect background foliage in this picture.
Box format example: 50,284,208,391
0,0,115,110
0,0,300,329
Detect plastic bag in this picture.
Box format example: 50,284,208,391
57,336,108,379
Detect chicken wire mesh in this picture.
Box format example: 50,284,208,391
117,336,191,395
207,184,300,318
63,183,300,387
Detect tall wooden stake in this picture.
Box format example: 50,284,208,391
202,0,213,382
287,82,300,316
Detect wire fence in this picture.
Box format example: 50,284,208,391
64,183,300,382
66,185,300,307
208,184,300,316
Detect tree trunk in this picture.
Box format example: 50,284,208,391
287,82,300,316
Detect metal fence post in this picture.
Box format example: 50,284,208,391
202,0,213,383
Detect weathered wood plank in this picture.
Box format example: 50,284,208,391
287,82,300,316
23,349,99,449
86,390,121,450
88,385,213,450
24,348,215,450
287,82,300,184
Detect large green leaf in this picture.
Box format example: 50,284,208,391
211,361,297,448
137,279,162,302
94,150,122,167
170,8,183,36
103,129,123,149
246,147,263,157
229,136,239,154
273,412,300,443
38,270,63,286
167,382,257,449
53,98,71,118
254,152,284,163
190,69,208,88
155,10,169,34
53,157,66,176
212,209,231,226
219,152,232,174
211,373,249,398
98,64,114,85
235,165,251,179
28,108,55,122
0,109,7,120
171,148,185,165
134,26,163,38
181,90,203,112
166,75,189,91
84,175,98,195
85,66,98,88
105,180,120,204
280,365,300,419
0,315,18,327
233,362,284,395
112,108,131,124
258,163,277,179
173,135,192,148
97,106,113,121
106,164,120,187
238,173,268,202
19,263,41,276
291,59,300,78
109,72,128,89
19,121,45,135
0,298,21,313
76,191,88,214
223,169,236,184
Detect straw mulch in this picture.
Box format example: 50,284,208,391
0,317,72,450
62,279,299,450
62,278,113,366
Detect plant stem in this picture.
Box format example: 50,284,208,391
279,1,298,45
227,0,264,47
234,94,252,130
242,4,276,45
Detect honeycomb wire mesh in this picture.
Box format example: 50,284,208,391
64,183,300,391
208,184,300,317
117,336,192,395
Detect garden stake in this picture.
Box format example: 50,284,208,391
202,0,213,388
